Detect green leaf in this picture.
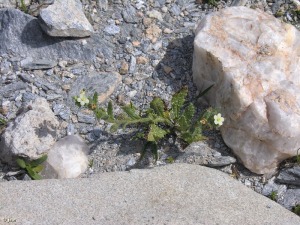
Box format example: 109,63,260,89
31,173,42,180
110,124,119,132
30,155,47,167
177,103,195,131
170,87,188,120
150,97,165,117
32,165,44,173
92,92,98,104
16,158,26,169
122,103,140,120
26,166,37,179
94,108,107,120
107,101,114,120
147,124,168,142
180,126,204,144
196,84,214,99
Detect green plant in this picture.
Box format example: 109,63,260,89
296,148,300,164
204,0,220,7
292,204,300,216
19,0,28,13
269,191,278,201
76,87,224,160
16,155,47,180
0,117,7,134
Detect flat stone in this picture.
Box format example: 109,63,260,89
276,166,300,186
0,98,59,164
68,71,122,105
0,9,112,62
278,189,300,210
0,164,299,224
104,24,120,35
176,141,236,167
122,5,138,23
20,58,57,70
39,0,94,37
193,6,300,174
77,112,95,124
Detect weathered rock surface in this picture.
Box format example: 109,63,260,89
276,166,300,186
0,9,111,61
42,135,89,179
176,141,236,167
278,189,300,210
0,98,59,164
1,164,299,224
193,6,300,174
68,71,122,105
39,0,94,37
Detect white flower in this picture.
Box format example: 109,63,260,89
76,90,89,106
214,113,224,126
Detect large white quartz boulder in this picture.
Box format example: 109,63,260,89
41,135,89,179
0,98,59,165
193,6,300,174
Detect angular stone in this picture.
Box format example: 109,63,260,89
41,135,89,179
39,0,94,37
0,98,59,164
176,141,236,167
20,58,57,70
122,5,138,23
68,71,122,105
276,166,300,186
193,7,300,174
278,189,300,210
0,9,112,62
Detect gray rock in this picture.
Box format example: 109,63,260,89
20,58,57,70
262,177,287,198
97,0,108,11
231,0,248,6
0,98,59,164
68,71,122,105
52,103,71,121
77,112,95,124
170,4,181,16
39,0,94,37
0,81,27,98
0,9,111,62
104,24,120,35
1,164,300,224
276,166,300,186
41,135,89,179
278,189,300,210
129,55,136,74
176,141,236,167
122,5,138,23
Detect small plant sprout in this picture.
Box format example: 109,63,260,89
269,191,278,201
16,155,47,180
296,148,300,164
75,90,89,106
214,113,224,126
292,204,300,216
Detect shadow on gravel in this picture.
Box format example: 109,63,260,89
153,34,199,100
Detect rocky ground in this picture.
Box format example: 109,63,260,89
0,0,299,215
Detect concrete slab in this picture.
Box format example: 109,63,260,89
0,164,299,225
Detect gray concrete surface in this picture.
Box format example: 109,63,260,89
0,164,299,225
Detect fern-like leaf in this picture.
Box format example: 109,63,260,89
107,101,114,120
177,103,195,131
147,124,168,142
122,103,141,119
150,97,166,117
170,87,188,120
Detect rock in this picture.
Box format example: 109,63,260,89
0,9,111,62
175,141,236,167
278,189,300,210
1,164,300,224
129,56,136,74
20,58,57,70
262,177,287,198
77,112,95,124
193,6,300,174
41,135,89,179
68,71,122,104
231,0,248,6
122,5,138,23
119,60,129,75
0,98,59,164
97,0,108,11
276,166,300,186
104,24,120,35
147,10,163,21
39,0,94,37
